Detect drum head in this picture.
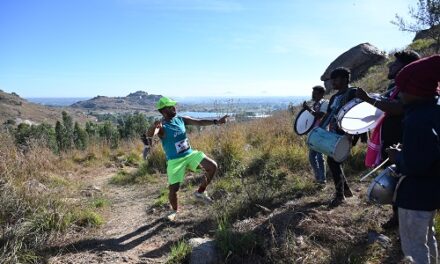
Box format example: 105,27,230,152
339,101,384,134
294,109,315,135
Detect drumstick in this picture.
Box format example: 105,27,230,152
359,158,390,182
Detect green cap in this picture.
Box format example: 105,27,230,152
156,96,177,110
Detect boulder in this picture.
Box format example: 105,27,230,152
321,43,386,91
189,238,221,264
413,25,440,41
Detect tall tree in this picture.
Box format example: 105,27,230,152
392,0,440,52
73,122,88,150
62,111,74,149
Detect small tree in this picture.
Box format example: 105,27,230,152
62,111,74,149
392,0,440,52
55,121,67,151
73,122,88,150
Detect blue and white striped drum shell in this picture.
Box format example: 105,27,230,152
306,127,351,162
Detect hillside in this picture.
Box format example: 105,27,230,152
1,35,439,263
71,91,162,113
0,90,93,125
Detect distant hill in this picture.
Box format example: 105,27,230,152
71,91,162,113
0,90,93,125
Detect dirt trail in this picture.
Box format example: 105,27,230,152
46,165,399,264
47,167,213,264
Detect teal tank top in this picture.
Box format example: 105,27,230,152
160,116,192,160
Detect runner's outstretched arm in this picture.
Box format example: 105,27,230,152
182,115,229,126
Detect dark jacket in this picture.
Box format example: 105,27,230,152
324,87,357,135
395,99,440,211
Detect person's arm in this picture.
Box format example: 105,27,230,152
146,120,164,138
182,115,229,126
356,88,403,115
303,101,325,118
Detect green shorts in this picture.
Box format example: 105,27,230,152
166,150,206,185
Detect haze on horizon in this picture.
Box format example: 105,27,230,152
0,0,416,98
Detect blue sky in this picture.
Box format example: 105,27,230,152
0,0,417,98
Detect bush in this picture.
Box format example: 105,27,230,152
167,240,192,264
215,217,261,261
73,209,104,227
146,145,167,173
154,187,169,207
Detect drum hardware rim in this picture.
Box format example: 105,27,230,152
293,108,316,135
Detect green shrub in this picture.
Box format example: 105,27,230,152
154,187,169,207
109,170,133,185
408,38,436,52
146,146,167,173
73,209,104,227
166,240,192,264
124,151,141,166
91,197,110,208
215,217,260,260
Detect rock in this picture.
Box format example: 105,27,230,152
293,235,307,249
413,25,440,41
23,179,48,194
80,185,102,197
189,238,221,264
321,43,386,91
367,230,391,249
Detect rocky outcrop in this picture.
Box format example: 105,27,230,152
71,91,162,112
321,43,386,91
413,25,440,41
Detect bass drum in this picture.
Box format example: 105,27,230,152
307,127,351,162
367,165,400,205
337,96,383,135
293,109,316,135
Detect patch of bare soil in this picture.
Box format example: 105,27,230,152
46,168,216,264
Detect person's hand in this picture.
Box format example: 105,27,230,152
385,143,402,164
153,120,162,135
218,115,229,124
355,88,371,102
302,101,311,112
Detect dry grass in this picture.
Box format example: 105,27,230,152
0,133,145,262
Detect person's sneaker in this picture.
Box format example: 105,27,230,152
193,191,213,204
166,211,178,222
328,196,346,208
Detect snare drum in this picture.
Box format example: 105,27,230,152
337,97,384,135
367,165,399,205
293,109,316,135
306,127,351,162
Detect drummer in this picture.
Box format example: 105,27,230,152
322,67,357,207
356,50,421,229
387,55,440,264
356,50,420,161
302,86,329,185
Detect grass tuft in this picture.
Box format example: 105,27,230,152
166,239,192,264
